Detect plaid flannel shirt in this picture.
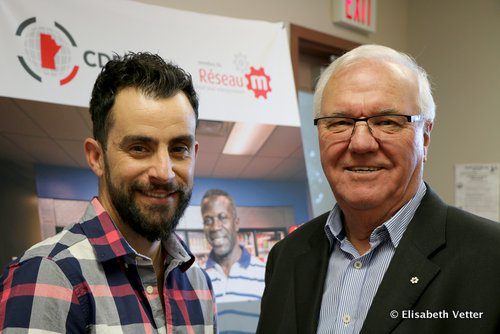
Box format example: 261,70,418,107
0,198,216,333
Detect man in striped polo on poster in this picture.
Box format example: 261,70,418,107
201,189,266,303
0,53,216,333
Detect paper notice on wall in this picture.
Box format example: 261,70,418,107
455,163,499,221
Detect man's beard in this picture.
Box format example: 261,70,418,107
104,162,192,242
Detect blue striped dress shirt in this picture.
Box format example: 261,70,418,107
317,182,427,333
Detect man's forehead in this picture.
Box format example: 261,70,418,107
114,87,192,111
322,60,418,111
202,196,232,210
329,59,416,87
109,88,196,136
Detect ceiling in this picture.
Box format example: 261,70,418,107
0,96,307,181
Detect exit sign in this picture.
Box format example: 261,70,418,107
332,0,377,33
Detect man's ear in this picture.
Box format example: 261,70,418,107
194,141,199,159
84,138,105,177
423,121,433,163
234,216,240,232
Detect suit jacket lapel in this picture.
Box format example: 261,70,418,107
293,216,331,334
361,187,447,334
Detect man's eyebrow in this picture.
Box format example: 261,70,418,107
171,134,195,145
377,109,400,115
325,109,400,117
120,135,157,147
322,111,348,117
118,134,195,148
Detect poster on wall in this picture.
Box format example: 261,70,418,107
455,163,500,221
0,0,299,125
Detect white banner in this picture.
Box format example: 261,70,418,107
0,0,300,126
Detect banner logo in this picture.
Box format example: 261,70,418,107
197,53,273,100
245,66,271,99
16,17,79,85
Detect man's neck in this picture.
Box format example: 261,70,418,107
214,246,242,277
340,203,404,255
341,212,384,255
121,226,161,260
337,181,423,255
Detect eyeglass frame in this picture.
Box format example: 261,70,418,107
313,113,424,139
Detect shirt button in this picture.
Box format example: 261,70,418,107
354,260,362,269
342,314,351,325
146,285,154,294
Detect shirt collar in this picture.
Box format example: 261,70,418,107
164,233,195,272
206,245,250,269
79,197,195,270
324,181,427,249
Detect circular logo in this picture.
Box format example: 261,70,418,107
16,17,79,85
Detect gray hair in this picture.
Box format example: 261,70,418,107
313,44,435,121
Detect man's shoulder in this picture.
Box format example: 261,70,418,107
415,189,500,264
0,223,96,297
0,224,92,317
446,205,500,246
16,223,92,267
239,254,266,280
249,254,266,268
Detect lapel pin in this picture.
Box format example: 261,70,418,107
410,276,419,284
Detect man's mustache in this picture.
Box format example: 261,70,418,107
132,180,185,194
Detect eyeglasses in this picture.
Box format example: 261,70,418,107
313,114,423,141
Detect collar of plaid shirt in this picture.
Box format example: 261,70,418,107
83,198,196,269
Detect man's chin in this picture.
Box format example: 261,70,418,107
127,211,177,241
135,223,172,242
211,246,231,258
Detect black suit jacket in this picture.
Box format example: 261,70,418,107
257,187,500,333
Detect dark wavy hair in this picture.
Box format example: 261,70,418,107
89,52,199,149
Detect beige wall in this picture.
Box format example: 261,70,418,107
408,0,500,203
135,0,410,50
138,0,499,205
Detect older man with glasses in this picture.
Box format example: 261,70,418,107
257,44,500,334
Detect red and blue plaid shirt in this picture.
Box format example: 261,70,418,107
0,198,216,333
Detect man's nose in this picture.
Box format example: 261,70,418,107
348,122,379,153
210,218,223,231
148,151,175,182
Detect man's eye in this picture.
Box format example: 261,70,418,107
322,118,353,132
331,120,352,127
172,145,190,155
376,120,398,126
373,118,404,127
129,145,148,153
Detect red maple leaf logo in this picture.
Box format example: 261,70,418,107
245,66,272,99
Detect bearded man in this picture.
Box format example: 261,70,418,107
0,53,216,333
